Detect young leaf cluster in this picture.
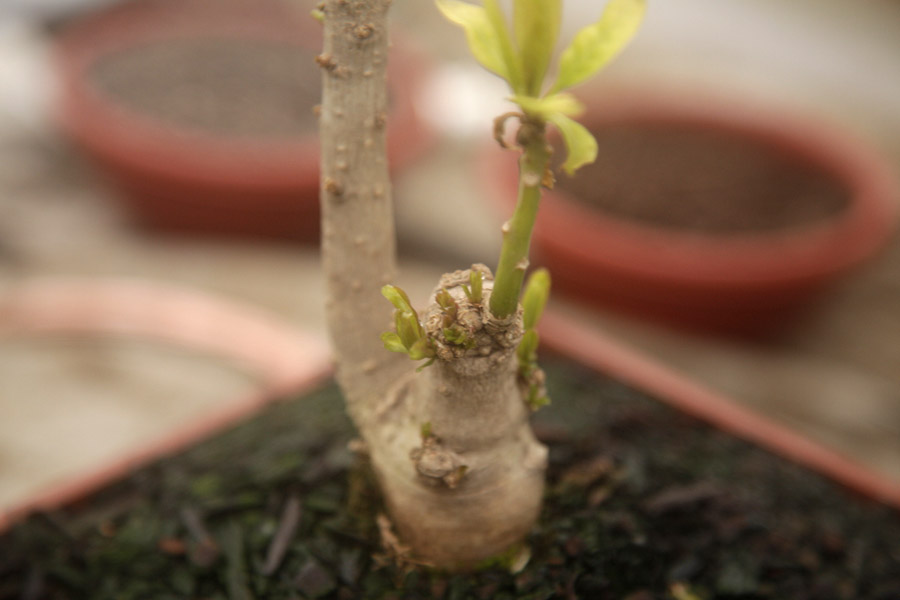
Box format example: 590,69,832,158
462,270,483,304
381,278,487,369
436,0,645,174
436,289,476,349
381,285,436,369
517,268,551,410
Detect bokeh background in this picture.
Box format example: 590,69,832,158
1,0,899,516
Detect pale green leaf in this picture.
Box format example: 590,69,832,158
514,0,561,95
463,270,483,303
547,113,598,175
381,284,413,312
381,332,408,353
527,385,550,410
436,0,511,83
396,312,423,349
521,268,551,330
511,93,583,119
549,0,645,94
483,0,524,92
407,338,435,361
517,329,539,364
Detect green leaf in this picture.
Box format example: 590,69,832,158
463,270,484,304
547,113,598,175
517,329,539,364
381,285,413,312
381,332,408,353
511,93,583,119
521,268,551,330
435,289,458,317
407,338,435,361
436,0,513,83
514,0,561,95
483,0,524,92
415,357,436,372
396,312,423,349
549,0,645,94
527,385,550,410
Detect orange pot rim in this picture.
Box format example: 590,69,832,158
54,0,429,189
0,278,334,533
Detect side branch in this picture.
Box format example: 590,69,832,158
319,0,404,423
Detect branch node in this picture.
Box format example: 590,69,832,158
324,177,344,197
354,24,374,39
315,53,337,71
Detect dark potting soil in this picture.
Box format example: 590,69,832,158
3,360,899,599
90,39,321,138
557,124,851,234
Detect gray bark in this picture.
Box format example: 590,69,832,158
319,0,547,569
319,0,405,428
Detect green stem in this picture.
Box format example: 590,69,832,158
489,119,551,319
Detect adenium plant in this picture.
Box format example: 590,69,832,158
318,0,643,569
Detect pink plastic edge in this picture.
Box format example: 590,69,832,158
0,279,335,533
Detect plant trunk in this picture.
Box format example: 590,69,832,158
319,0,546,568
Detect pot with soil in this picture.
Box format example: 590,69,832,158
485,89,899,337
53,0,430,240
3,345,899,598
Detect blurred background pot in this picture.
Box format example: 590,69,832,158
486,89,899,337
53,0,431,241
0,278,332,530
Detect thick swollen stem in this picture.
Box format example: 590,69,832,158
365,273,547,568
489,119,552,319
380,350,547,568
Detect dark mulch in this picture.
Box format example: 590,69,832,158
2,360,898,599
557,123,850,234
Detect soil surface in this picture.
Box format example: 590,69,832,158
557,124,851,234
91,39,321,138
2,360,898,599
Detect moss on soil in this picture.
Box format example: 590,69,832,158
2,360,899,599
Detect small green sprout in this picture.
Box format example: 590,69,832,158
436,288,476,349
517,268,551,410
521,267,550,331
475,542,531,573
381,285,436,368
311,2,325,23
462,269,484,304
435,288,458,320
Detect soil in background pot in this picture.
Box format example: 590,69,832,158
557,124,851,234
2,360,898,599
90,39,321,138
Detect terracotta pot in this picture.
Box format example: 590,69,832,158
53,0,431,240
485,90,899,336
0,279,333,531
